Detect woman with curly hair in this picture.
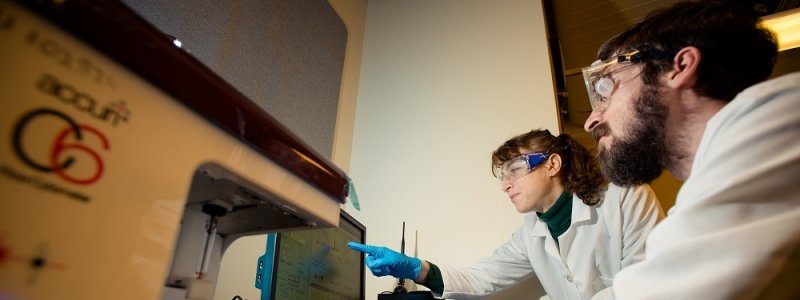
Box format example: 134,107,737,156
349,129,664,299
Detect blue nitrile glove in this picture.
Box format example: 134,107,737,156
347,241,422,280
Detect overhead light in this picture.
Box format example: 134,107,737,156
762,7,800,51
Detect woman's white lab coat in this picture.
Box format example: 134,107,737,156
438,184,663,300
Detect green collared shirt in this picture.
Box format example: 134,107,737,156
420,261,444,295
537,191,573,246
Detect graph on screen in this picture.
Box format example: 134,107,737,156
257,210,365,300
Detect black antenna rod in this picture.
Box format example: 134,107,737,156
394,221,408,293
401,221,406,255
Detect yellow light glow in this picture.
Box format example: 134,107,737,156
762,8,800,51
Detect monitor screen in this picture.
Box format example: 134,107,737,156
257,210,365,300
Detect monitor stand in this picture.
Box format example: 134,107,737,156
378,291,436,300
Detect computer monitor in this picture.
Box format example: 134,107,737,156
256,210,366,300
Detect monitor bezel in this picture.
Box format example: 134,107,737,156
266,210,366,300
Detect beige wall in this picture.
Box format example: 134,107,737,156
346,0,557,298
330,0,368,171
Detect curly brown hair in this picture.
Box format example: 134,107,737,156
491,129,608,205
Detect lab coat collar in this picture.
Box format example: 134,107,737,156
530,213,550,237
527,193,596,237
571,195,595,225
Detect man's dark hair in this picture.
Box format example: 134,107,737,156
598,0,778,101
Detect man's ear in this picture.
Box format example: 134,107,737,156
665,46,700,89
547,154,562,177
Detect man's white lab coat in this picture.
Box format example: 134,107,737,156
597,72,800,300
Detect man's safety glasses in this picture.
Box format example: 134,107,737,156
581,50,644,112
493,152,550,182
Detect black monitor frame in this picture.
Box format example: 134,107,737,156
256,210,366,300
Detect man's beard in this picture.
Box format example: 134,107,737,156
594,84,668,186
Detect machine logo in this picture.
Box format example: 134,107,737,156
12,108,110,185
37,73,130,127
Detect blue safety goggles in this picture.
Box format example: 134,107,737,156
493,152,549,182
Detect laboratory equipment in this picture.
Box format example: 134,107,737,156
256,209,366,300
0,1,349,299
395,222,408,294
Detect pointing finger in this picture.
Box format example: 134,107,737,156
347,241,380,255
